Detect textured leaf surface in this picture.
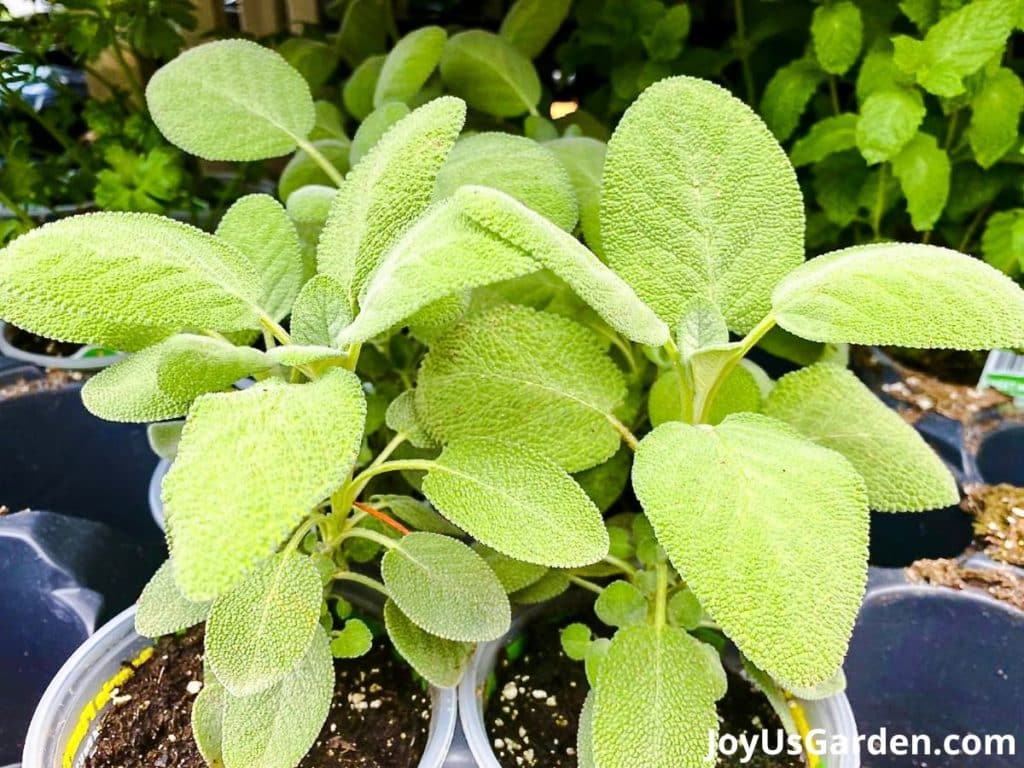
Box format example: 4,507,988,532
330,619,373,658
216,195,305,321
545,137,607,254
191,677,224,767
473,544,547,594
421,439,608,567
384,392,438,449
510,570,570,604
632,415,869,687
811,1,862,75
499,0,570,58
317,97,466,303
82,334,268,422
968,67,1024,169
343,55,385,120
350,102,411,166
790,114,858,167
374,26,446,107
384,599,473,687
439,30,540,117
0,213,262,351
147,421,183,460
206,553,323,696
290,274,352,347
760,59,825,141
165,370,366,599
773,243,1024,349
593,624,723,768
766,364,957,512
891,132,949,231
855,88,925,164
981,209,1024,277
602,76,804,333
594,580,646,627
278,140,349,203
221,628,333,768
147,40,314,161
435,133,578,231
135,559,209,637
381,532,509,641
371,494,460,535
416,305,625,472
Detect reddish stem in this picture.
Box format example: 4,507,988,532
353,501,410,535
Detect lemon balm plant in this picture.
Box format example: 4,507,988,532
3,37,1024,768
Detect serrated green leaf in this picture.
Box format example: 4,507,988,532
968,67,1024,169
343,55,385,121
416,305,625,472
633,415,869,688
216,195,305,322
165,370,366,600
573,446,630,513
337,187,668,347
206,553,322,696
760,58,826,141
545,137,607,255
385,391,438,449
82,335,267,422
278,140,349,203
221,627,333,768
439,30,541,118
981,208,1024,276
375,26,447,108
856,88,926,164
766,363,958,511
192,674,224,767
472,543,548,594
384,599,473,687
811,151,868,227
856,46,915,103
350,102,411,166
147,40,314,161
435,133,578,232
370,494,461,535
595,580,647,628
561,622,592,661
592,624,723,768
499,0,570,58
330,618,373,658
421,438,608,567
290,274,352,348
892,0,1015,98
510,570,571,604
135,559,209,637
812,1,863,75
317,97,466,304
147,420,183,460
773,243,1024,349
790,114,859,167
0,213,263,351
381,532,510,641
603,76,804,334
891,132,950,231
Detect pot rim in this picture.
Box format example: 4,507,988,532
24,606,457,768
0,321,124,371
458,612,861,768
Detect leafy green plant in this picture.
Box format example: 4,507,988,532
3,37,1024,768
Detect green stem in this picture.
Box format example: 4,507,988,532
654,560,668,630
828,77,841,115
696,312,777,424
607,414,639,451
871,163,888,241
734,0,756,105
295,137,345,186
284,512,328,554
0,189,35,228
944,109,961,152
958,205,991,253
347,459,436,499
569,575,604,595
603,555,637,578
338,433,410,510
260,314,292,345
107,38,147,108
331,570,389,597
336,527,400,550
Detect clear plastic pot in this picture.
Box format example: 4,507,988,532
24,607,458,768
148,459,170,531
458,615,861,768
0,321,124,371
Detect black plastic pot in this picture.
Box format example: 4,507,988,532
844,564,1024,767
963,406,1024,488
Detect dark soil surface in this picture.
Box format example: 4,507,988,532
962,483,1024,566
85,627,431,768
0,369,82,401
6,325,82,358
486,617,803,767
907,557,1024,611
883,347,988,387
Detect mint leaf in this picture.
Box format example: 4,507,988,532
374,26,447,108
855,88,926,164
891,132,950,231
811,1,863,75
790,113,859,167
968,67,1024,169
499,0,571,59
602,76,804,333
147,40,314,161
981,208,1024,277
760,58,826,141
439,30,541,117
135,559,210,637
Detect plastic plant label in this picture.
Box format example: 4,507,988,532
979,350,1024,404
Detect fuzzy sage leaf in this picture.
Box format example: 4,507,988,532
135,559,210,638
383,599,474,688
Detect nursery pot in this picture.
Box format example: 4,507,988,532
24,606,458,768
962,406,1024,487
843,566,1024,767
0,321,124,371
148,459,170,530
458,615,861,768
